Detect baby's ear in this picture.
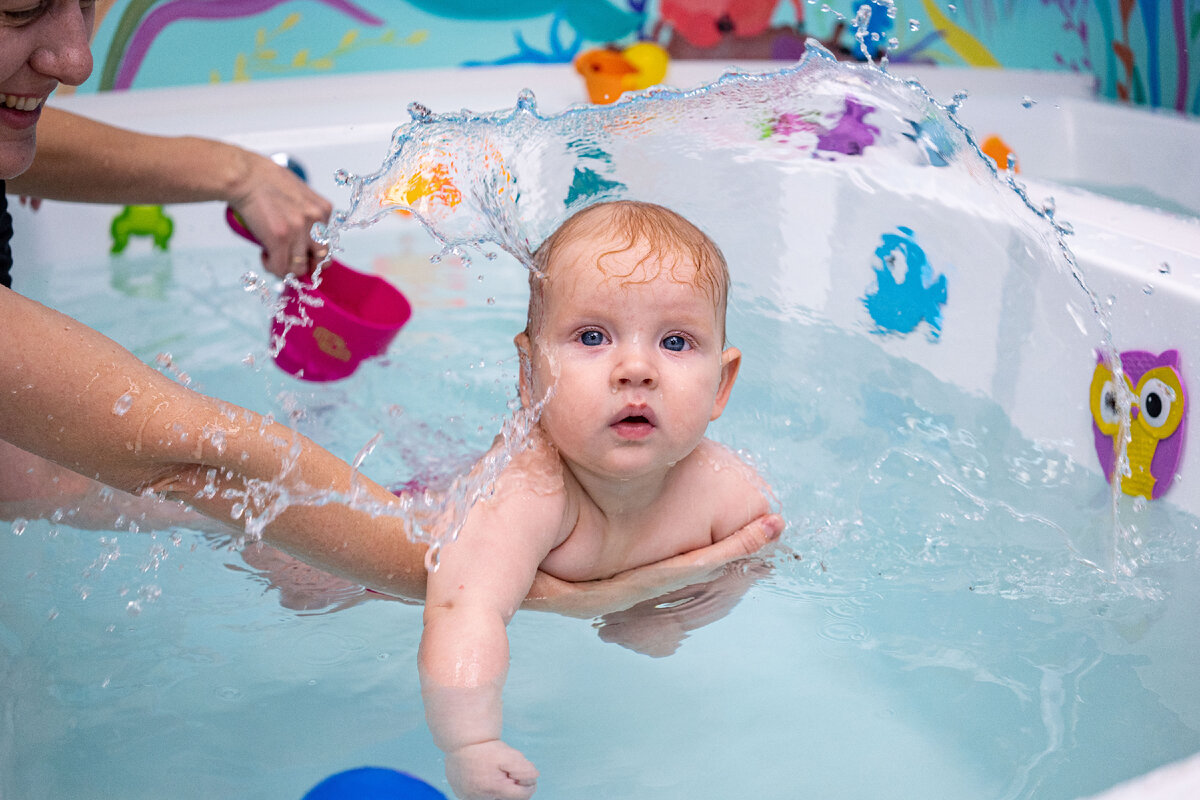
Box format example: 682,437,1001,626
514,331,534,407
710,347,742,421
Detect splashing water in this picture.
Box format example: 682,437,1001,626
314,43,1146,586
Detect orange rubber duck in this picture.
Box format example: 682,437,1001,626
575,42,669,104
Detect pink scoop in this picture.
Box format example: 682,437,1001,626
227,208,411,382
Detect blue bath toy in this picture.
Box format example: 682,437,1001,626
1089,349,1188,500
110,204,174,253
847,0,895,60
271,152,309,183
863,226,948,338
303,768,445,799
904,116,957,167
564,142,624,205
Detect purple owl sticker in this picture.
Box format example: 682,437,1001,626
1089,349,1188,500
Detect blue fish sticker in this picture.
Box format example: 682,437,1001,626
863,226,948,339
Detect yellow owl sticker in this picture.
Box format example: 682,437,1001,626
1090,350,1187,500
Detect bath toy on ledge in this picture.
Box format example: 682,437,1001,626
1090,349,1188,500
574,42,669,104
226,208,411,382
110,204,173,253
981,135,1019,172
863,226,948,339
764,96,880,157
302,767,445,799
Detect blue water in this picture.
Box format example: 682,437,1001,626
4,48,1200,799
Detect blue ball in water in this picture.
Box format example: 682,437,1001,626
303,767,445,800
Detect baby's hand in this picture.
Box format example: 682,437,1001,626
445,740,539,800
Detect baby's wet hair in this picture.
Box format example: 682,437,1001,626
527,200,730,334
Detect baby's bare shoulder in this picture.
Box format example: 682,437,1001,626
480,432,576,546
685,439,774,540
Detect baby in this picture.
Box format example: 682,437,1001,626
419,200,779,800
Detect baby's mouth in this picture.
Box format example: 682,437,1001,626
611,407,656,440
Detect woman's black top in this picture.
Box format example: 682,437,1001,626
0,182,13,289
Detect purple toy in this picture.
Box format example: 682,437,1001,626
816,96,880,155
1089,349,1188,500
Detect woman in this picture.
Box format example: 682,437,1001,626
0,0,781,612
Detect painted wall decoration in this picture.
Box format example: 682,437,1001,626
82,1,1196,116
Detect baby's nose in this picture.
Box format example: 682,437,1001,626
612,346,658,388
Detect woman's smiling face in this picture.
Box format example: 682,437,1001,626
0,0,95,180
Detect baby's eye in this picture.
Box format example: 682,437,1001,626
661,334,691,352
579,330,606,346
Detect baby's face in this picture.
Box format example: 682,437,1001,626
519,231,739,483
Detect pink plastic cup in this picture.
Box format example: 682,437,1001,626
226,208,412,381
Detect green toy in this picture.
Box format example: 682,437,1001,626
111,205,174,253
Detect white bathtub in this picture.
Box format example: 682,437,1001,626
10,61,1200,799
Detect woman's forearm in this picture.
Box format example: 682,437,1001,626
0,287,427,595
8,107,248,205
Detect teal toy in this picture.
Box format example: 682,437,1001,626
111,205,174,253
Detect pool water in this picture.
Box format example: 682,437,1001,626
3,195,1200,799
7,47,1200,799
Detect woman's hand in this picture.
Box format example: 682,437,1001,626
522,512,783,618
225,150,332,278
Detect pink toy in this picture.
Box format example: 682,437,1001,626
226,208,411,381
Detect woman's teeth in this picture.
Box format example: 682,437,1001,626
0,94,45,112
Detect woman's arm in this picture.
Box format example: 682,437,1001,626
7,107,331,276
0,286,427,594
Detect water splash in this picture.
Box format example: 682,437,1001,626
318,42,1140,579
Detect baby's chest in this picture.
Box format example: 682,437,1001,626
539,509,714,582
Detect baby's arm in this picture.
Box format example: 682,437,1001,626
419,466,568,800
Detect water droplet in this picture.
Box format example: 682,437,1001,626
1143,283,1154,295
216,686,242,701
1159,262,1171,275
486,297,496,305
112,392,135,416
11,518,27,535
908,18,920,31
1021,96,1036,109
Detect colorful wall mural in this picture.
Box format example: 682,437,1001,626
82,0,1197,115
